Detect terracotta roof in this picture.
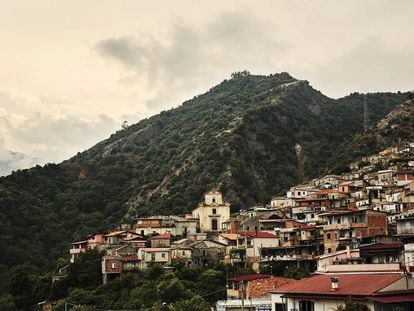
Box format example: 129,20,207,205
104,230,127,237
370,293,414,303
249,277,298,296
229,274,271,282
239,231,277,238
121,254,139,262
220,233,239,240
150,233,171,240
360,242,403,250
315,189,338,195
272,273,404,296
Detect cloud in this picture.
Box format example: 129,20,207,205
0,91,120,175
304,37,414,97
0,145,37,176
95,11,286,111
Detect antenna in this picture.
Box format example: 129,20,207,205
363,95,369,132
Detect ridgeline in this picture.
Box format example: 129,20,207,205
0,72,410,294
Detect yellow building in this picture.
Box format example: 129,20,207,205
192,190,231,233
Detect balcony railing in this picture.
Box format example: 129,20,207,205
323,223,365,230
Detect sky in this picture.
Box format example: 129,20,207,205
0,0,413,175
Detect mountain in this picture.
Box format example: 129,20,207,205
327,97,414,173
0,72,410,291
0,148,37,176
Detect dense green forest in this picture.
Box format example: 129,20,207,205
3,249,305,310
0,72,411,308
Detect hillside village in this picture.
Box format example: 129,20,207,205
66,142,414,310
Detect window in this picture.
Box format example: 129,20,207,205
328,248,332,254
212,208,217,214
111,263,116,269
161,253,165,258
212,198,216,203
327,233,331,240
299,300,314,311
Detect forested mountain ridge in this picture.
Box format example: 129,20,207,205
0,72,410,295
327,97,414,173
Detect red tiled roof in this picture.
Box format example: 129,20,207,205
104,230,126,237
370,293,414,303
150,233,171,240
360,243,403,250
121,254,139,262
315,189,338,195
239,232,277,238
229,274,271,282
272,273,403,296
249,277,298,297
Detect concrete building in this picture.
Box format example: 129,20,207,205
192,190,230,233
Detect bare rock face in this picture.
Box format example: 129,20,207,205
0,73,411,281
102,122,163,157
327,99,414,174
377,99,414,132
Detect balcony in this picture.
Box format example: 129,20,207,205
323,223,365,231
208,214,221,217
70,248,86,254
227,289,242,299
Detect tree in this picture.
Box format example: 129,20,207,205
231,70,251,78
169,295,211,311
66,249,103,289
283,266,308,280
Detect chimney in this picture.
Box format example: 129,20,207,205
330,277,339,291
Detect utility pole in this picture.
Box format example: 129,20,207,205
363,94,369,132
240,281,245,311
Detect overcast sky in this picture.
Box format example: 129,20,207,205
0,0,413,175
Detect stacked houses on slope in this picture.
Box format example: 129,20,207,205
68,143,414,309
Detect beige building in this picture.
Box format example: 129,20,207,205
192,190,230,232
271,271,414,311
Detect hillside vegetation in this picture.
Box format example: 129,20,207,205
327,98,414,173
0,72,410,295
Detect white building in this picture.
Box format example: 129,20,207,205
192,190,230,232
